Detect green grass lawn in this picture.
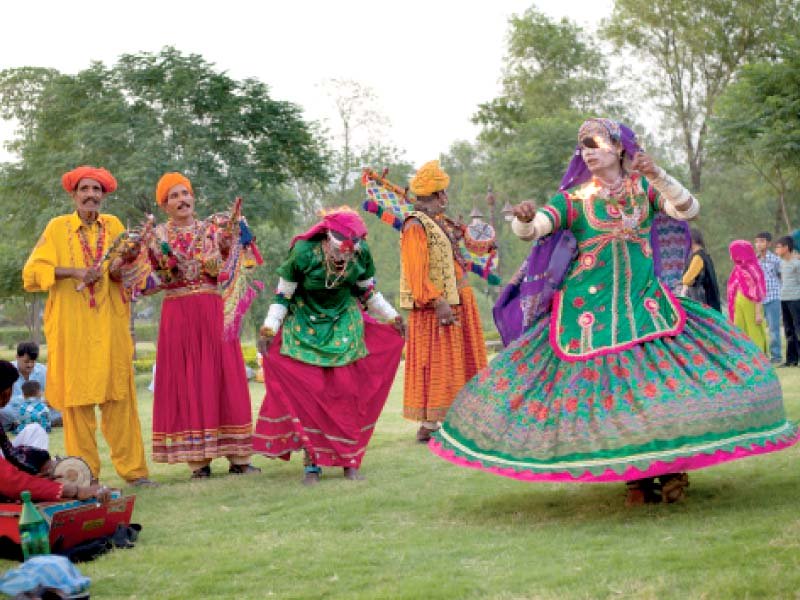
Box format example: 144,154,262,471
3,366,800,599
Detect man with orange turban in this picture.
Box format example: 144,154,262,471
400,160,487,442
22,166,152,485
126,172,260,479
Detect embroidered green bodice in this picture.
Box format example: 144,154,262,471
539,174,684,360
275,239,375,367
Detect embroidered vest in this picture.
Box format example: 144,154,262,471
399,211,460,309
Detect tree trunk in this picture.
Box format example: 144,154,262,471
778,189,791,233
24,296,42,345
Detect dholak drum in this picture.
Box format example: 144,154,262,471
52,457,92,487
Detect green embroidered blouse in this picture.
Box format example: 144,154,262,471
274,239,375,367
540,174,684,360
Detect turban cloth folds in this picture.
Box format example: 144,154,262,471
61,166,118,194
409,160,450,197
156,172,193,207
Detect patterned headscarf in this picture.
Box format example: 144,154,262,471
727,240,767,321
290,206,368,248
560,118,641,191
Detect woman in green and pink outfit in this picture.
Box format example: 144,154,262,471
430,119,798,505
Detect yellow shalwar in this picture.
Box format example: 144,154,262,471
22,212,149,481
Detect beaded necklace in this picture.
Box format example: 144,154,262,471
596,175,641,225
321,240,354,289
72,217,106,308
433,213,468,271
165,220,205,281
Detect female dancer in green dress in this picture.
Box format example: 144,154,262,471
430,118,798,505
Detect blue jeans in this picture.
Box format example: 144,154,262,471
764,299,782,362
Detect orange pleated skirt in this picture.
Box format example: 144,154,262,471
403,286,487,422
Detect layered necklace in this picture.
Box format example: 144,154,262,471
322,241,354,289
432,213,468,271
596,173,641,230
165,219,205,281
70,217,106,308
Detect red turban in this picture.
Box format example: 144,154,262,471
155,172,193,206
61,166,117,194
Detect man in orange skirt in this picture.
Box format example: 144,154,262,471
400,160,487,442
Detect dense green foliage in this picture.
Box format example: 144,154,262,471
1,5,800,333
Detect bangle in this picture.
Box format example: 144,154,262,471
259,325,276,339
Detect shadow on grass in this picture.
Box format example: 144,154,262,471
438,459,800,529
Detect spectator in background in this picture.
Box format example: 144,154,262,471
727,240,768,351
755,232,783,364
13,342,61,426
681,228,721,311
0,342,52,432
774,236,800,367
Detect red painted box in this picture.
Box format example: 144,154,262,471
0,494,135,559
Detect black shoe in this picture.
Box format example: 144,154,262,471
777,363,798,368
191,465,211,479
228,464,261,475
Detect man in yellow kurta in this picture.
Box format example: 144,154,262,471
400,160,487,442
22,166,151,485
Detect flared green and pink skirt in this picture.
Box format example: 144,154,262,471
430,300,798,482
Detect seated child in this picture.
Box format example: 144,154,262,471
14,380,51,434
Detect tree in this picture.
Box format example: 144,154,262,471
710,37,800,231
602,0,798,191
475,7,609,142
321,79,390,199
473,8,617,206
0,47,329,235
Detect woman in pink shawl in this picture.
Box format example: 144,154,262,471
728,240,768,351
254,208,405,484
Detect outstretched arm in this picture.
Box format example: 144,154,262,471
632,152,699,220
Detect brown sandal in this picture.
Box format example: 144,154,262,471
625,478,661,506
416,425,437,443
660,473,689,503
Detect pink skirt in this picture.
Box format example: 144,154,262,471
253,316,403,468
152,292,253,463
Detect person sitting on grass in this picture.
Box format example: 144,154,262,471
13,380,52,434
0,360,110,503
13,341,61,427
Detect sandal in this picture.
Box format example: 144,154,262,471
660,473,689,503
625,478,661,506
191,465,211,479
416,425,437,443
228,464,262,475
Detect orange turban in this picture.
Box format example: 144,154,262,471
155,172,193,206
61,166,117,194
409,160,450,197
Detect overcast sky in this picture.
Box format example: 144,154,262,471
0,0,613,166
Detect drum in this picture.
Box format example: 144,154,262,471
464,221,496,255
52,457,92,487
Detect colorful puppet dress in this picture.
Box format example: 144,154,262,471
430,174,798,482
253,238,404,468
146,219,253,465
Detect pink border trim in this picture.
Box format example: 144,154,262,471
429,431,799,483
548,285,688,362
